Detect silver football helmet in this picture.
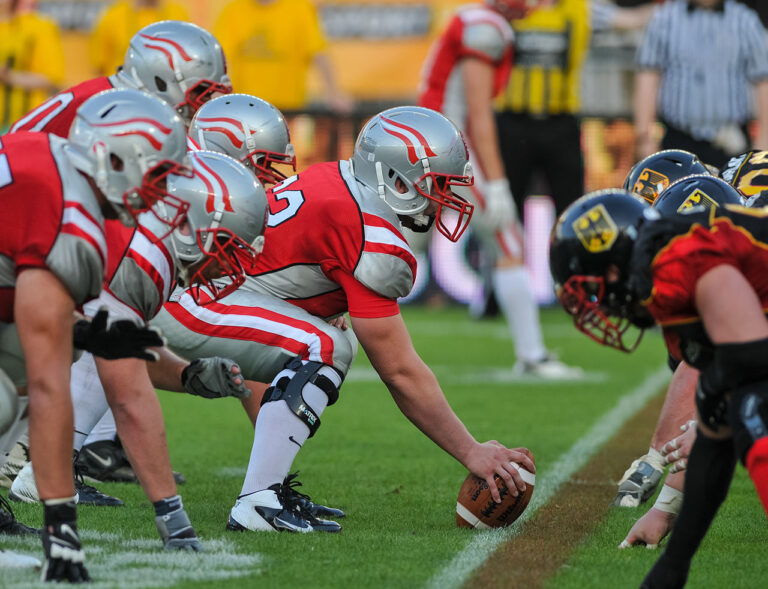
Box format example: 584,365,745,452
164,150,268,303
115,20,232,124
351,106,474,242
65,88,192,230
188,94,296,186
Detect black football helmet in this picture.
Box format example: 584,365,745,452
653,174,743,216
550,190,653,352
624,149,710,204
720,150,768,201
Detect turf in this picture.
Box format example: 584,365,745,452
546,469,768,589
2,305,686,588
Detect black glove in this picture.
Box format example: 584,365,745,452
41,500,91,583
73,307,166,361
181,357,250,399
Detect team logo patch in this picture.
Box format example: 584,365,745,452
572,204,618,253
676,189,718,214
633,168,669,202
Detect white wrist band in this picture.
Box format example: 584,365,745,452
654,484,683,514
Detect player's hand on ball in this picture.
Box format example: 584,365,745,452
661,420,697,473
466,441,535,503
618,507,677,550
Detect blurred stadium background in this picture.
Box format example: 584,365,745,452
16,0,657,305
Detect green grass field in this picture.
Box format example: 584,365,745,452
3,306,765,588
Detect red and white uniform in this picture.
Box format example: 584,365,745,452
153,160,415,378
245,160,417,319
10,77,114,137
419,4,513,128
418,4,522,261
0,132,106,387
0,132,107,322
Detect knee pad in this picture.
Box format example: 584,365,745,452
260,358,340,438
729,382,768,464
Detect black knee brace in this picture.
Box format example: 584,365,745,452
729,381,768,464
260,357,340,438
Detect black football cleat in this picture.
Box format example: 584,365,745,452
283,472,346,519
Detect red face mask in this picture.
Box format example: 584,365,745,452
124,159,193,239
187,227,261,305
243,150,297,186
415,172,475,242
178,78,234,120
558,275,644,353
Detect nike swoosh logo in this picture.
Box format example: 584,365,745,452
84,449,114,469
288,436,302,449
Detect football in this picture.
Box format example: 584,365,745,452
455,459,536,529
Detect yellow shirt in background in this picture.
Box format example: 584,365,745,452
0,12,64,130
89,0,189,76
214,0,327,110
496,0,590,115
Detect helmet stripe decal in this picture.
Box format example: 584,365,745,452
195,117,246,149
192,153,234,214
140,34,194,61
91,117,173,151
380,116,437,164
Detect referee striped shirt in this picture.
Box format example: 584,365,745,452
636,0,768,141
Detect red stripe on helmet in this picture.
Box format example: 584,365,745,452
113,130,164,150
381,126,419,164
92,118,173,134
381,116,437,157
196,117,246,149
140,33,193,62
194,154,234,214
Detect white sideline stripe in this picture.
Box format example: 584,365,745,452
425,364,670,589
456,503,490,530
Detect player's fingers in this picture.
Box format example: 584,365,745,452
663,449,681,465
499,463,523,495
485,475,501,503
509,450,535,474
661,438,677,456
669,458,687,474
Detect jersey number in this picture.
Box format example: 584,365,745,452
0,138,11,189
267,176,305,227
9,92,75,133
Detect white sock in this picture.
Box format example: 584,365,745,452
493,266,547,363
0,397,29,469
70,352,110,451
83,410,117,447
240,364,341,496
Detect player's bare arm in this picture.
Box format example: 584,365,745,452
14,269,77,500
462,57,505,182
351,312,534,503
634,70,661,159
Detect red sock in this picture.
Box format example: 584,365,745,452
746,437,768,516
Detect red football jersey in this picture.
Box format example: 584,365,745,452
244,161,417,319
0,133,107,322
10,77,114,137
419,5,513,123
642,213,768,362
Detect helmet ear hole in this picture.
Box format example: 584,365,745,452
154,76,167,92
110,154,124,172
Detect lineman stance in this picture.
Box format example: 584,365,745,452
551,180,768,588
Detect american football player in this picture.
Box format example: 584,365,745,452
153,106,535,533
0,87,189,582
9,20,231,134
551,184,768,588
9,151,266,521
417,0,580,378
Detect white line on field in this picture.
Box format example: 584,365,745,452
424,364,670,589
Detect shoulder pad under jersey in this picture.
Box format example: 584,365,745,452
46,137,106,304
460,7,513,62
342,163,416,299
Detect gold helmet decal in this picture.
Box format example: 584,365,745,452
677,188,719,214
633,168,670,203
572,203,618,253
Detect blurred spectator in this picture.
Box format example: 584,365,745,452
214,0,353,112
495,0,652,214
0,0,63,132
635,0,768,168
737,0,768,28
89,0,189,76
